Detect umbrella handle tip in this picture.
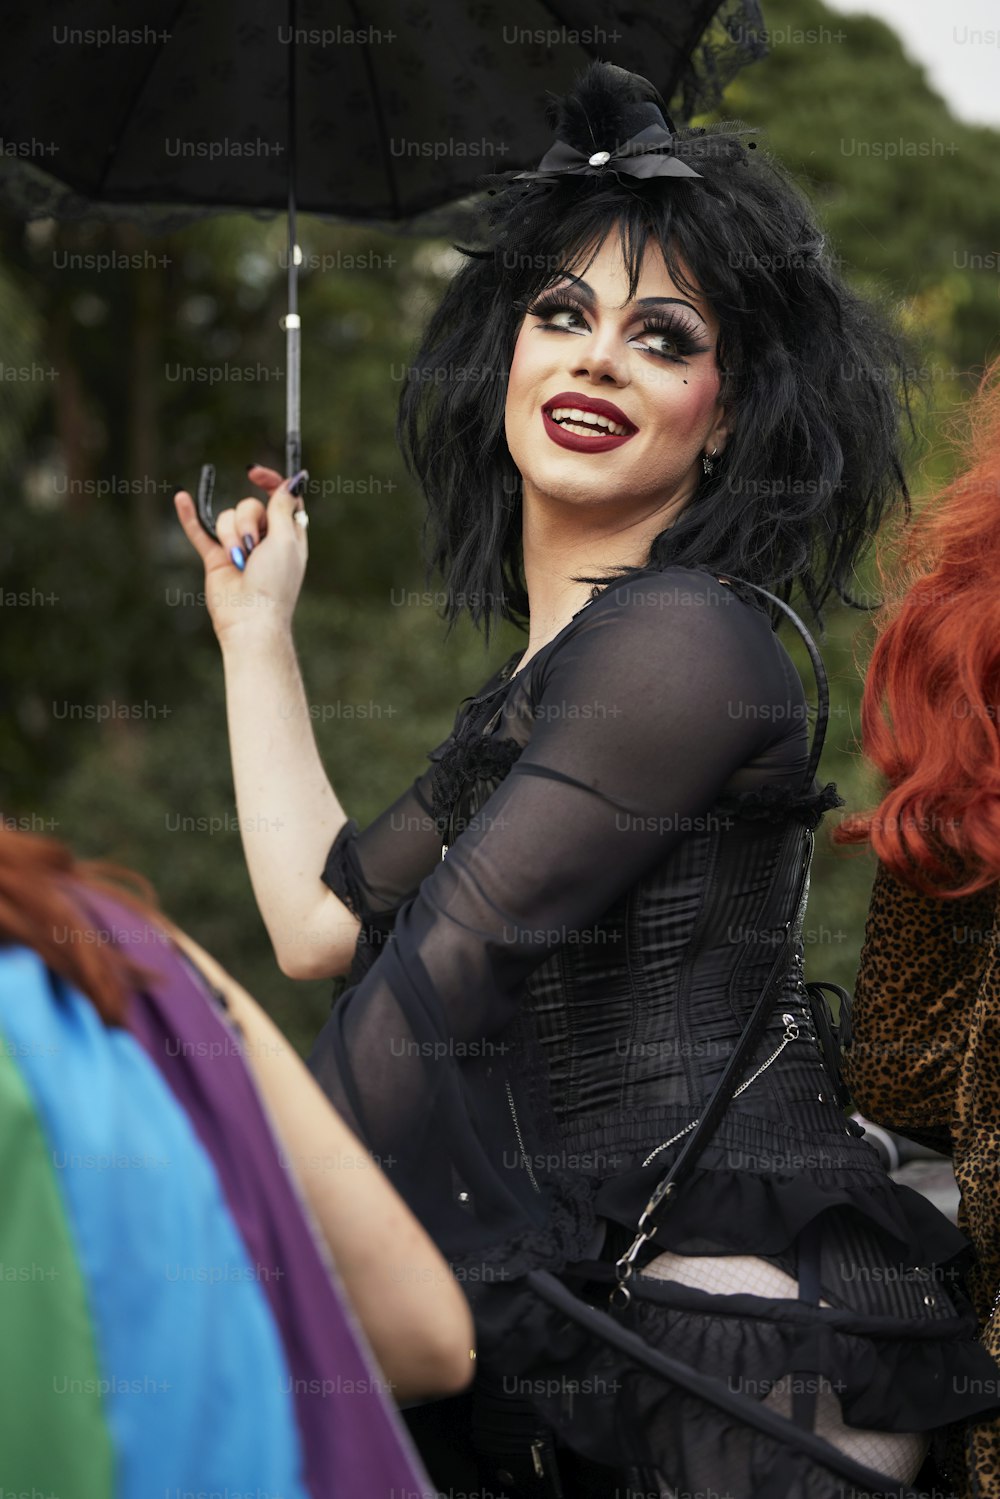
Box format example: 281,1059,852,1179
196,463,218,541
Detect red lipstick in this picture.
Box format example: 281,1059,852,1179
541,391,638,453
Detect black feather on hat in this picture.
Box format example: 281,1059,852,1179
547,61,676,155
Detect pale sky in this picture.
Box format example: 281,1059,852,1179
822,0,1000,127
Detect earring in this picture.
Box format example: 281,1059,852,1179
702,445,719,477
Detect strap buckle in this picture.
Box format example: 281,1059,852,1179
610,1187,674,1309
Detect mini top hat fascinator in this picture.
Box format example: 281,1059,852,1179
493,61,756,198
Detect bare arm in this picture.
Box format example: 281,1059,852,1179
174,469,359,979
218,623,362,979
176,466,460,980
163,917,475,1400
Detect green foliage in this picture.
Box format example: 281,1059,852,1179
713,0,1000,462
2,2,997,1048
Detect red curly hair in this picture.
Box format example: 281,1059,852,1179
834,360,1000,897
0,827,159,1024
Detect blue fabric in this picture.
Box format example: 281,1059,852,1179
0,946,309,1499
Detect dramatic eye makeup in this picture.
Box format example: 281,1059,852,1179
516,280,713,363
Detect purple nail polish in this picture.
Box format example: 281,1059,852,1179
242,533,255,554
289,468,309,497
230,546,246,572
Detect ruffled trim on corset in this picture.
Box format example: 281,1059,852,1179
595,1157,973,1271
453,1150,975,1332
555,1103,971,1273
428,721,523,834
465,1272,1000,1496
713,779,845,830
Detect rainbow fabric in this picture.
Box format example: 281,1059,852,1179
0,889,431,1498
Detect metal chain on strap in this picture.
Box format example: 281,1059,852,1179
640,1009,802,1170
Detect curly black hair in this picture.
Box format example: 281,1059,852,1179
397,62,915,636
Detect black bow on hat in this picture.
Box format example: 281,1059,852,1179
515,120,702,184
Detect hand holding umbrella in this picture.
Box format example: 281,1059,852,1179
174,466,309,645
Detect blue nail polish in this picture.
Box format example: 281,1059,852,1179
242,533,255,554
230,545,246,571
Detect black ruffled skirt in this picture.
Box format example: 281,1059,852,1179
444,1131,1000,1499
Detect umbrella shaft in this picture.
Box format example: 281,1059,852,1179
286,321,300,477
286,165,299,475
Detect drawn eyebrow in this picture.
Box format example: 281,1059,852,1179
551,270,709,325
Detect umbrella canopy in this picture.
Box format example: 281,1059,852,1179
0,1,766,229
0,0,767,521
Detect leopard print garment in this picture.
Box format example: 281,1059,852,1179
845,860,1000,1499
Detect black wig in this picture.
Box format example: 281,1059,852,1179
397,62,915,635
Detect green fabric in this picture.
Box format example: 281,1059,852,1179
0,1030,114,1496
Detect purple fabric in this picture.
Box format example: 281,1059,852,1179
79,887,431,1499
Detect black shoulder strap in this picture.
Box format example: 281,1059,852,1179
717,576,830,794
613,575,833,1283
613,825,813,1287
608,577,835,1283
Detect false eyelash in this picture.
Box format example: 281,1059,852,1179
520,288,710,360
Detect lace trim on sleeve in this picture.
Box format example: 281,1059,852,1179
714,780,844,831
429,719,524,836
319,818,366,920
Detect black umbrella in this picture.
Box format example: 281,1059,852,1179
0,0,766,527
